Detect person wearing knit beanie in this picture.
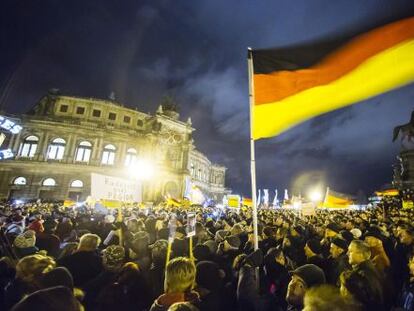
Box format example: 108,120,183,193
286,264,326,309
13,230,39,258
102,245,125,271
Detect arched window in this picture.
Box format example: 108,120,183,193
47,138,66,160
75,141,92,162
125,148,137,166
42,178,56,186
101,144,116,165
70,180,83,188
13,177,27,185
19,135,38,158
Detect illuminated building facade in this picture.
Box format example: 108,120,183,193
0,90,228,202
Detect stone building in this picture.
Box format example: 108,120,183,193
0,90,228,203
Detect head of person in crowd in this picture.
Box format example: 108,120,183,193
58,242,79,260
43,218,58,234
347,240,371,266
102,245,125,272
13,230,39,258
286,264,326,308
398,225,414,246
223,235,241,252
196,261,222,292
164,257,196,294
150,239,168,266
16,254,56,289
330,238,348,259
325,223,341,239
364,230,385,251
10,286,84,311
41,267,74,290
77,233,101,252
230,223,243,236
126,218,140,233
276,227,288,241
339,270,383,310
303,284,358,311
130,231,150,256
304,239,322,259
168,302,199,311
232,253,247,276
338,230,354,244
214,229,229,243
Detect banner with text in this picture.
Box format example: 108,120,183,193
91,173,142,202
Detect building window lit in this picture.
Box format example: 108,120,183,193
13,177,27,185
75,141,92,162
42,178,56,186
125,148,137,166
19,135,39,158
101,144,116,165
93,109,101,117
47,138,66,160
70,180,83,188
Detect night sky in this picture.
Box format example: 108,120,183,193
1,0,414,198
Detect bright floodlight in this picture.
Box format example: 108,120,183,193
129,159,155,180
309,190,322,202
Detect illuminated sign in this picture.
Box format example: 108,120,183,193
0,116,22,160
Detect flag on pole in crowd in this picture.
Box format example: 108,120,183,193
242,197,253,207
257,189,261,207
272,189,278,207
322,188,354,208
284,189,289,201
250,17,414,140
263,189,269,206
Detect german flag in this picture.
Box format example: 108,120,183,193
322,188,354,208
251,17,414,140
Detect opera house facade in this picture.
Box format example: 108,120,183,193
0,90,229,203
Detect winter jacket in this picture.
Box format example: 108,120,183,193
149,291,200,311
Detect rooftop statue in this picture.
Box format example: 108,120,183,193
393,111,414,147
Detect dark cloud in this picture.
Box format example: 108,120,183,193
1,0,414,197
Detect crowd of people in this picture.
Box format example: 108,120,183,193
0,200,414,311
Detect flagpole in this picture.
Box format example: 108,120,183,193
248,48,259,251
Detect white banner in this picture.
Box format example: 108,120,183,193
91,173,142,202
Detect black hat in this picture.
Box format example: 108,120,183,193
193,244,211,261
339,230,354,243
196,261,221,291
364,228,383,241
11,286,80,311
326,223,341,233
331,237,348,250
225,235,241,249
41,267,74,290
290,264,326,288
306,239,322,255
245,249,263,267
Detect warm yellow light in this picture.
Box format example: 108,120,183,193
128,159,155,180
309,190,322,202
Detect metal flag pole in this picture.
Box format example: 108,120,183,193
247,48,259,252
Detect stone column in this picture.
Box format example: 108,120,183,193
38,131,50,161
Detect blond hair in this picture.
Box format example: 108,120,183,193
78,233,101,251
164,257,196,293
16,254,56,284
